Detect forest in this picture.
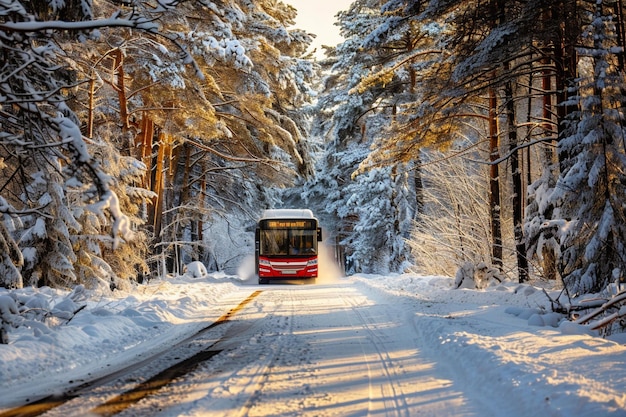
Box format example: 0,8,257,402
1,0,626,303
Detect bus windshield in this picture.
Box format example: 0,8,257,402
260,229,317,256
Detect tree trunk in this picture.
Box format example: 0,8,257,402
87,73,95,139
554,0,579,170
541,47,559,281
488,86,503,269
613,0,626,71
179,144,193,205
198,171,206,262
135,116,154,190
487,0,503,270
413,153,423,221
496,0,526,281
151,132,167,239
504,76,528,282
112,49,130,132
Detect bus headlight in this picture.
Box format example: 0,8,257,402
259,259,271,266
306,259,318,266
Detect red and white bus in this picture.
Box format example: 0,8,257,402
255,209,322,284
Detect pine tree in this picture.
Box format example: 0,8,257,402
0,0,155,288
551,1,626,295
304,0,425,274
103,0,318,271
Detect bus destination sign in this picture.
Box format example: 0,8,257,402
266,220,313,229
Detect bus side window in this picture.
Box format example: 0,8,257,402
260,230,271,254
317,227,323,242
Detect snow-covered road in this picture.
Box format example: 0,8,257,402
25,283,476,416
146,283,476,417
1,274,625,416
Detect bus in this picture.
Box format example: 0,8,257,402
255,209,322,284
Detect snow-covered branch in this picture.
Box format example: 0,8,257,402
0,15,158,33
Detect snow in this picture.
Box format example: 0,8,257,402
0,16,159,34
261,208,315,219
1,271,625,416
183,261,208,278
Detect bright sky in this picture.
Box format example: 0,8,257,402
284,0,353,58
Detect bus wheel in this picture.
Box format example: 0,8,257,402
259,278,269,285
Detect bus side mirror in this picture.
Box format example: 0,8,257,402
317,227,322,242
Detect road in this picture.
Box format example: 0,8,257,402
3,274,625,417
11,282,479,417
161,283,472,417
148,283,477,416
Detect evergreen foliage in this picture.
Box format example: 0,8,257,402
551,2,626,295
312,0,626,296
0,0,316,289
304,0,422,274
1,0,626,299
0,0,138,288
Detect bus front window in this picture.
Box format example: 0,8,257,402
261,230,288,255
290,230,317,255
303,238,316,254
260,229,317,256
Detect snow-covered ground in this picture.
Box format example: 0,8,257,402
0,269,625,416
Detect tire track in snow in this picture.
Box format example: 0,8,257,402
142,291,300,417
339,292,411,417
241,290,303,415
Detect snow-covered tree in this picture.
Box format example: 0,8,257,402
408,147,493,277
550,1,626,295
77,0,317,273
0,0,158,288
304,0,424,274
147,0,317,271
0,0,318,288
